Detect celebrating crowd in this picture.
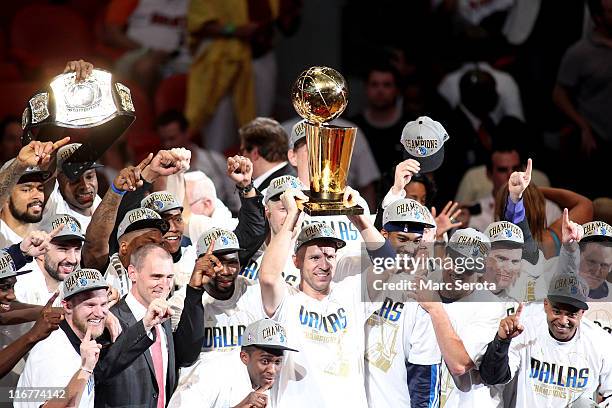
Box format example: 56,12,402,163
0,0,611,406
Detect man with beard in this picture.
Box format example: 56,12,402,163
0,138,71,248
168,227,265,375
362,198,442,408
14,214,85,306
17,266,187,408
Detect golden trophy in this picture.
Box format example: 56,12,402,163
291,66,363,216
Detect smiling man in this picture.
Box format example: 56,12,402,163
479,270,612,407
42,143,104,232
14,214,85,306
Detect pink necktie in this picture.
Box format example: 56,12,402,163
151,326,165,408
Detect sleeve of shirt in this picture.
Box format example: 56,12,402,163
168,286,187,330
599,345,612,399
234,191,267,268
105,0,139,25
479,335,513,385
168,362,222,408
405,306,442,365
382,188,406,209
173,285,206,367
5,243,32,270
504,196,525,225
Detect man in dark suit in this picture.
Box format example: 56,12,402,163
95,243,205,407
238,117,296,191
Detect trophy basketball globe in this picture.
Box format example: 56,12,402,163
291,66,363,216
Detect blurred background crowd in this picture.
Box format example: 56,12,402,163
0,0,609,220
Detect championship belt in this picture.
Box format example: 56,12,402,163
21,69,136,180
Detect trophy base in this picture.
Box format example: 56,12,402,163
302,201,364,216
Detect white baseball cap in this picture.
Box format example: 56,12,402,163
382,198,435,230
141,191,183,214
485,221,524,247
447,228,490,271
294,222,345,253
289,120,307,149
400,116,449,172
196,228,244,256
581,221,612,243
242,318,298,352
264,175,304,204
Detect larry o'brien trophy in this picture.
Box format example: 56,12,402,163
21,69,136,180
291,66,363,216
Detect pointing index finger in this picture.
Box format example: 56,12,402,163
137,153,154,171
525,158,532,177
563,208,570,228
52,137,71,151
83,325,92,342
49,224,65,239
515,303,524,320
206,240,215,255
45,291,60,308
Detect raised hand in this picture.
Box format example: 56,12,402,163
20,224,64,257
104,310,122,342
561,208,584,244
391,159,421,195
80,325,102,372
431,201,462,239
497,303,524,340
227,155,253,187
107,287,120,308
63,59,94,82
343,186,361,208
142,148,191,181
508,158,532,203
113,154,153,192
16,137,71,169
143,298,173,331
28,292,64,341
189,241,223,289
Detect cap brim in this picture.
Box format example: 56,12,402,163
405,144,445,173
296,237,346,253
253,344,299,352
212,247,246,255
548,295,589,311
18,171,52,183
15,269,33,276
580,235,612,244
123,219,169,236
52,234,86,242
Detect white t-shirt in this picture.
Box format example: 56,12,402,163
365,299,441,408
126,0,188,52
14,260,63,306
271,275,378,408
168,276,265,361
16,328,95,408
240,243,301,287
168,353,276,408
507,313,612,407
0,219,25,249
41,181,102,232
440,301,508,408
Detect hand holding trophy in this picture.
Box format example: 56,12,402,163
291,66,363,216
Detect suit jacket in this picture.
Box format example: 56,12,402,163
95,287,205,407
256,162,296,191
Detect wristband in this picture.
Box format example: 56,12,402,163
236,180,254,197
81,367,93,374
110,183,127,196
